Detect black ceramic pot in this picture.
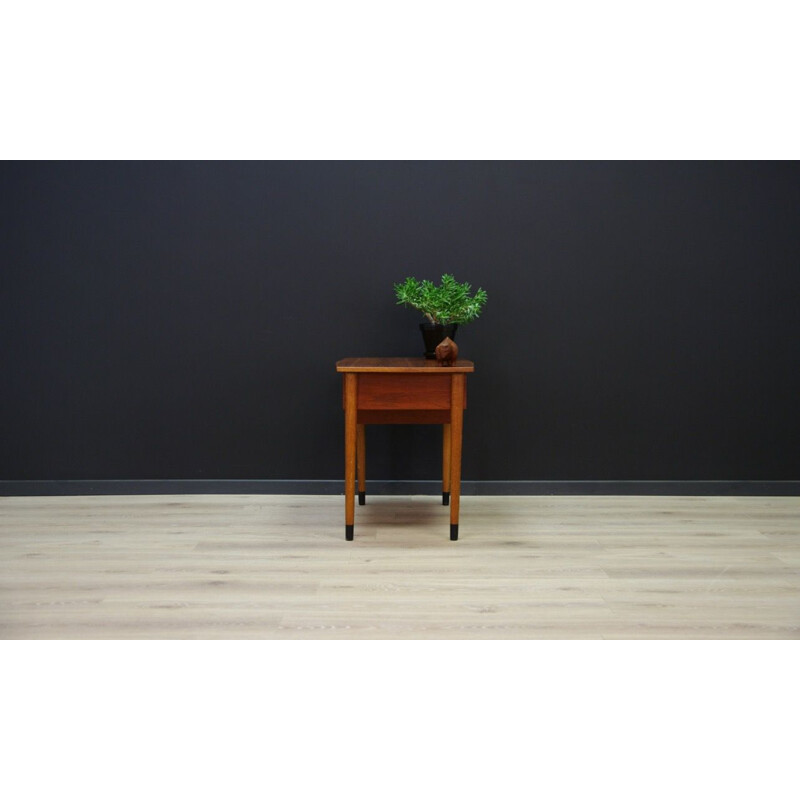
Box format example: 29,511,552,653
419,323,458,359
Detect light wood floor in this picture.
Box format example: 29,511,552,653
1,494,798,639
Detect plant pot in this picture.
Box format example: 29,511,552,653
419,323,458,359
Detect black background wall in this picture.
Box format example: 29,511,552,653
2,161,799,489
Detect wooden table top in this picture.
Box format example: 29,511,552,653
336,357,475,373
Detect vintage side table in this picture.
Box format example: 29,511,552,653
335,357,475,541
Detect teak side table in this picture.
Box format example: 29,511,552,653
336,358,475,541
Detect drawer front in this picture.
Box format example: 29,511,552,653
357,373,453,410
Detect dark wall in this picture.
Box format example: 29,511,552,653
2,161,799,482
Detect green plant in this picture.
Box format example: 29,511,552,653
394,274,488,325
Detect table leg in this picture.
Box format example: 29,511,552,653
449,374,465,540
344,373,357,540
442,423,451,505
357,424,366,505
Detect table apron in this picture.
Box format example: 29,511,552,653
357,410,452,424
342,373,467,411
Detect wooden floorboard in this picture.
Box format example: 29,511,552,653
1,494,798,639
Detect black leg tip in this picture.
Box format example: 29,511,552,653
345,525,354,541
442,491,450,506
358,491,366,505
450,524,459,541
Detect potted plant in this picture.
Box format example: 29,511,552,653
394,273,488,358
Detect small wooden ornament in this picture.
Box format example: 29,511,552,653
434,337,458,366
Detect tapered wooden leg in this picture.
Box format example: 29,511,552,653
442,423,451,505
449,374,465,540
344,374,357,540
357,424,366,505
